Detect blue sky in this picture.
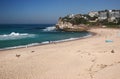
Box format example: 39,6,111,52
0,0,120,24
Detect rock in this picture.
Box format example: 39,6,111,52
56,18,88,32
31,51,35,53
111,50,115,53
16,54,21,58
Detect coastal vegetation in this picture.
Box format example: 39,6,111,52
56,9,120,32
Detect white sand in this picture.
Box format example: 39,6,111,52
0,28,120,79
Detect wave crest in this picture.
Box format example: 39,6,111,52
3,32,28,37
0,32,36,40
43,26,56,31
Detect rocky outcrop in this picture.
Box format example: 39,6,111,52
56,17,88,32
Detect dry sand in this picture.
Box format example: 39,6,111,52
0,28,120,79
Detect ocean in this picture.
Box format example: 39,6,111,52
0,24,91,50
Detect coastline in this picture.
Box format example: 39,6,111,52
0,32,93,51
0,28,120,79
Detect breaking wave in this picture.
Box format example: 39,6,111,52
0,32,36,40
43,26,56,31
0,34,92,50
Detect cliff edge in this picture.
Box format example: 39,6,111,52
56,15,89,32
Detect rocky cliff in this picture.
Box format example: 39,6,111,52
56,17,89,32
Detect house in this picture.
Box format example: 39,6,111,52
98,10,120,22
109,10,120,22
69,14,74,18
98,10,108,20
88,11,98,17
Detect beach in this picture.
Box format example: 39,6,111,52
0,28,120,79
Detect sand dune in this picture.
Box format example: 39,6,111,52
0,28,120,79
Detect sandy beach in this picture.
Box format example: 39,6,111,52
0,28,120,79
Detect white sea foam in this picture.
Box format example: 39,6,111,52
0,34,92,51
27,43,40,46
43,26,56,31
0,32,36,40
41,41,49,44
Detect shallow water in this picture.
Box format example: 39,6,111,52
0,24,91,50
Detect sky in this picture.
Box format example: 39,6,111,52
0,0,120,24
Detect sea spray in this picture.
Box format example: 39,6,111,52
43,26,56,31
0,32,36,40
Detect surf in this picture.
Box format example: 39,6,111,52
43,26,56,31
0,32,36,40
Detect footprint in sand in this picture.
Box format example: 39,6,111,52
97,64,108,70
31,51,35,53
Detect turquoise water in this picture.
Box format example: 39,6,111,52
0,24,91,50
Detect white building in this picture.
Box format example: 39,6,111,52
98,11,108,20
88,11,98,17
98,10,120,21
109,10,120,21
69,14,74,18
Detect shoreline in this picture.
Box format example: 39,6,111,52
0,28,120,79
0,32,94,51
